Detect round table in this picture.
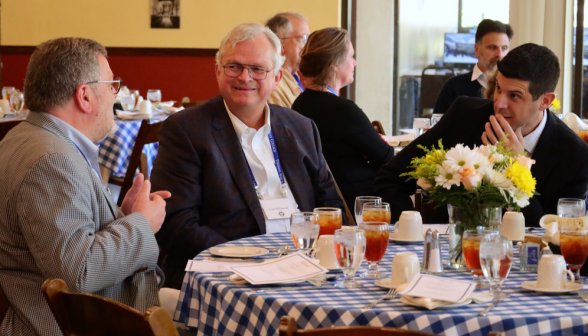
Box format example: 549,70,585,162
175,231,588,336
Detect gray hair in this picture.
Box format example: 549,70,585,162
215,22,285,73
266,12,308,38
24,37,107,112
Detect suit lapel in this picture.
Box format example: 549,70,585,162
210,100,266,232
529,111,558,193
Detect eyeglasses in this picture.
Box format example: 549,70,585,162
280,34,308,45
222,64,272,80
86,77,123,94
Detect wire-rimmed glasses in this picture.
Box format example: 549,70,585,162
86,77,122,94
222,63,271,80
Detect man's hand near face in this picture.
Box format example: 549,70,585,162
481,114,525,153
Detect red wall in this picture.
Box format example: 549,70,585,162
1,53,220,104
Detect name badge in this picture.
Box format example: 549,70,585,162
260,198,296,220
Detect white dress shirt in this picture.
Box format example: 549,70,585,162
471,64,488,88
225,101,299,232
523,110,547,157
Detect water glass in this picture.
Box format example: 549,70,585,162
560,226,588,283
359,221,389,279
120,94,136,111
290,212,320,255
2,86,15,100
413,118,431,137
147,89,162,107
334,228,366,288
557,198,586,218
479,234,513,298
354,196,381,225
314,207,342,237
10,92,24,116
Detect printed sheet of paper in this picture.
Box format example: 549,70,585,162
184,260,252,272
399,274,476,303
226,252,327,285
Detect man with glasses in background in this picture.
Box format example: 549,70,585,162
151,22,346,289
0,37,170,335
265,12,310,108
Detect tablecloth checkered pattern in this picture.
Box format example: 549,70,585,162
98,118,163,178
175,229,588,336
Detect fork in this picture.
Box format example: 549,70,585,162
578,290,588,302
363,287,397,309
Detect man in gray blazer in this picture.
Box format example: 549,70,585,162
151,23,346,289
0,38,170,335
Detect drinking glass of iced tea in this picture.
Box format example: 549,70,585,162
463,229,499,288
354,196,381,225
362,202,391,224
314,207,343,237
358,221,389,278
560,226,588,283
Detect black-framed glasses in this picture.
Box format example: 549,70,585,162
86,77,123,94
280,34,308,45
222,64,271,80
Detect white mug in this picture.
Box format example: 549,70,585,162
139,99,152,114
390,252,420,286
394,211,423,241
311,235,339,269
537,255,574,290
501,212,525,241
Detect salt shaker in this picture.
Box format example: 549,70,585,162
421,229,433,272
427,230,444,275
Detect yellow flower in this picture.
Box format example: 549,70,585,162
552,98,561,110
505,161,536,197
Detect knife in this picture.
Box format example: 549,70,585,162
203,257,264,263
478,299,504,316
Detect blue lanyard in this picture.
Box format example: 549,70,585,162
244,129,287,200
326,85,338,96
292,73,304,92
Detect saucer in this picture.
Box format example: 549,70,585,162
374,278,403,289
389,234,423,245
209,246,269,258
520,281,583,293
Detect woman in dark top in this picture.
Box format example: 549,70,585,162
291,28,394,210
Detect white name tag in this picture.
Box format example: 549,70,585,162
260,198,296,220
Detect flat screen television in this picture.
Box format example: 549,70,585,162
443,33,477,64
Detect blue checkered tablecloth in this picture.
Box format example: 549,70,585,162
175,229,588,336
98,117,165,178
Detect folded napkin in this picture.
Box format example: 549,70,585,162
159,105,184,114
540,214,560,245
397,283,489,310
115,109,152,120
159,101,176,107
563,113,588,131
382,134,415,147
228,273,326,286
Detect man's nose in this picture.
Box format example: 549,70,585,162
237,67,253,81
495,92,508,109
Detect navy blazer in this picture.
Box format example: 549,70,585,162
151,95,346,287
376,97,588,228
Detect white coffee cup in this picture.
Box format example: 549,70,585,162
139,100,152,115
390,252,420,286
312,235,339,269
394,211,423,241
537,255,574,290
0,99,11,115
501,211,525,241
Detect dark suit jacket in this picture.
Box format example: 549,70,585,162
151,95,346,288
433,71,483,114
375,97,588,228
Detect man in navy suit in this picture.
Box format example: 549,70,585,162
151,22,346,289
376,43,588,228
434,19,513,114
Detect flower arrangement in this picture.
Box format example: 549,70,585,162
402,139,537,214
549,98,562,119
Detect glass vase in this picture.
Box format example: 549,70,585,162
447,204,502,270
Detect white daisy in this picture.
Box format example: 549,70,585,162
435,164,461,189
482,168,514,190
444,144,477,173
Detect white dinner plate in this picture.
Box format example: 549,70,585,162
389,234,423,245
520,281,583,293
209,246,269,258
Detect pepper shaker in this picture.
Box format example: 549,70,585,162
421,229,433,272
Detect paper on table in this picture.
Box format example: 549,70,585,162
399,274,476,303
184,260,252,272
226,252,328,285
422,224,449,235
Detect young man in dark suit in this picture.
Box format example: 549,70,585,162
150,23,346,289
434,19,513,114
376,43,588,228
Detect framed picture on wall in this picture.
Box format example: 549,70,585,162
151,0,180,29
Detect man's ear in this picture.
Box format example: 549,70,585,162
74,84,93,115
538,92,556,112
474,42,480,59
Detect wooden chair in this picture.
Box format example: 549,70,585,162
0,120,23,141
279,316,433,335
372,120,386,136
108,119,163,206
0,284,10,325
181,100,206,109
414,189,437,224
41,278,179,336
